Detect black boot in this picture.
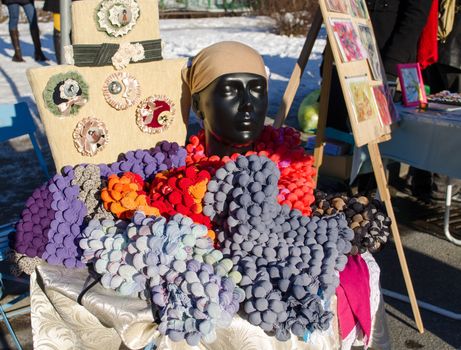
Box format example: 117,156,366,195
30,27,48,62
9,29,25,62
53,28,62,64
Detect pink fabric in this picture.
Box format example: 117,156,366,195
337,255,371,343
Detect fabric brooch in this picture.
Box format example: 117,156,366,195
111,42,145,70
73,117,109,156
136,95,175,134
43,72,89,116
96,0,140,37
103,72,141,110
64,40,160,68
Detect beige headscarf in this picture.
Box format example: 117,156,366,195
182,41,267,95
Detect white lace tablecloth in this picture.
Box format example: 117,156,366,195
30,253,390,350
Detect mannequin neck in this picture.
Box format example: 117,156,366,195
204,129,254,157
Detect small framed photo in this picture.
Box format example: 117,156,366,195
387,80,397,99
349,0,369,18
397,63,427,107
326,0,349,14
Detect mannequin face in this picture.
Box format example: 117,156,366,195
193,73,268,150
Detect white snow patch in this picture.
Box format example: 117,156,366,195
0,17,326,130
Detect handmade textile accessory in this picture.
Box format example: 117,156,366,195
73,117,109,156
67,40,161,68
7,251,42,276
43,71,89,116
101,172,160,219
136,95,175,134
103,72,141,110
182,41,267,95
14,126,391,344
111,42,144,70
312,191,391,255
13,142,187,266
96,0,140,37
79,211,244,345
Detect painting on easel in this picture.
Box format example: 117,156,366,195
345,75,379,123
330,18,367,63
372,85,393,126
274,0,424,333
348,0,368,18
325,0,349,14
357,24,382,81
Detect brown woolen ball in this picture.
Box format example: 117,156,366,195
357,196,369,206
332,198,346,211
350,221,360,230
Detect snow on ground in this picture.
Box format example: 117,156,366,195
0,16,325,222
0,16,326,124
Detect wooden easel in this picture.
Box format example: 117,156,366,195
274,6,424,334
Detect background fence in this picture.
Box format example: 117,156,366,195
158,0,252,11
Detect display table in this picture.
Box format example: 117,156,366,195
380,105,461,179
379,105,461,244
30,253,390,350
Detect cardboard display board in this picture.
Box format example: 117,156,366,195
72,0,161,45
28,59,190,171
27,0,189,172
274,2,424,334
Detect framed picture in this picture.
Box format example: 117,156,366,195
357,24,382,81
326,0,349,14
330,18,367,62
349,0,368,18
372,85,392,126
397,63,427,107
387,80,397,99
345,75,379,123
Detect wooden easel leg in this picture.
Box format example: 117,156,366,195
368,141,424,333
273,7,323,128
313,43,333,185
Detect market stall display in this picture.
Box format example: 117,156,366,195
25,130,390,349
16,0,392,349
427,90,461,106
312,191,391,255
273,0,423,333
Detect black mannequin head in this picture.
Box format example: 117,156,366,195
192,72,268,157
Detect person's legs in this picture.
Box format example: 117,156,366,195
409,167,432,202
21,2,38,29
432,174,461,201
7,3,20,30
7,4,25,62
22,2,47,61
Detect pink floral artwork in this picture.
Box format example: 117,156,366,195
372,85,392,126
330,18,367,62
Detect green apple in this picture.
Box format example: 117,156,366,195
298,90,320,132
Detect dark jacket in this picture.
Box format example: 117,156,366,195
43,0,59,14
366,0,434,77
438,3,461,70
2,0,32,6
